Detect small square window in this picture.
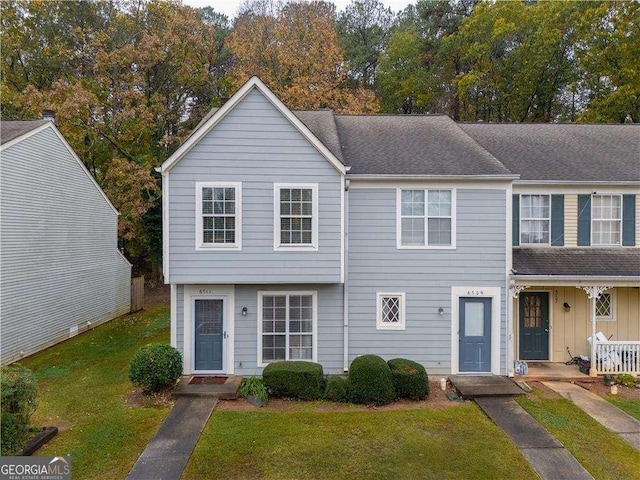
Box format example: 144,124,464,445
376,293,406,330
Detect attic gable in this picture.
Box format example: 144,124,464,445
158,77,346,175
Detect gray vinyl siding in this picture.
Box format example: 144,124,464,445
167,88,343,284
176,283,344,374
0,127,131,364
347,187,508,376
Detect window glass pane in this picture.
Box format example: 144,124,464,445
279,188,313,245
428,218,451,245
263,294,314,363
280,189,290,202
401,217,425,245
428,190,451,216
381,296,401,323
596,293,612,317
465,302,485,336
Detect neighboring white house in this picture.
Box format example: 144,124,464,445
0,119,132,364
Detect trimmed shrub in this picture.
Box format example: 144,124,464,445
1,365,38,455
324,375,348,402
346,355,395,405
388,358,429,400
263,361,324,400
129,343,182,394
616,373,637,388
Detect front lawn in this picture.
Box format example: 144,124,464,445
517,391,640,480
183,404,536,480
605,396,640,421
20,305,171,480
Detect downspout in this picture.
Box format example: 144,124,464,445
343,178,350,372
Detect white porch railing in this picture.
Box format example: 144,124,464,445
594,341,640,375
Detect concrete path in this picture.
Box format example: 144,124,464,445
476,397,593,480
543,381,640,451
126,396,218,480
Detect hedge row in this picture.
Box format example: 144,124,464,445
261,356,428,405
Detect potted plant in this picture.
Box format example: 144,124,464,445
239,376,268,407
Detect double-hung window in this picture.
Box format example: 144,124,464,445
592,195,622,246
196,182,242,250
520,194,550,244
258,292,317,364
398,189,455,248
274,183,318,251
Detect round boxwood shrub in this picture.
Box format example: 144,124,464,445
129,343,182,394
388,358,429,400
324,375,348,402
346,355,395,406
1,365,38,455
263,361,324,400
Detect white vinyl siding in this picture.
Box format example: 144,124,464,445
258,291,318,365
376,292,406,330
273,183,319,251
520,194,550,244
592,194,622,246
397,189,455,249
195,182,242,250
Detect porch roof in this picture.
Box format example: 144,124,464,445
513,247,640,281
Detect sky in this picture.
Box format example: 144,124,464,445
181,0,414,19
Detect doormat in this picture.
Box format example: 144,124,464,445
189,376,227,385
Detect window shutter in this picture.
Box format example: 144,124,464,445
551,195,564,246
512,194,519,246
622,194,636,246
577,195,591,246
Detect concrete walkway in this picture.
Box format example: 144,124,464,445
126,396,218,480
543,381,640,451
476,397,593,480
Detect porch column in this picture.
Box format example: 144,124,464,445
509,284,529,375
579,286,612,377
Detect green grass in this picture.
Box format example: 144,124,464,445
605,395,640,421
183,404,536,480
517,391,640,480
20,306,171,480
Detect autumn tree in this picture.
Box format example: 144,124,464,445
227,0,378,112
1,0,230,276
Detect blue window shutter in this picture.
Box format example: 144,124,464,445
551,195,564,246
577,195,591,246
622,195,636,246
512,194,519,246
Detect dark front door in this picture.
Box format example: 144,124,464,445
459,297,492,372
519,292,549,360
195,299,224,371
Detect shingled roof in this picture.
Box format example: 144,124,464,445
0,120,49,145
293,112,513,176
513,247,640,278
459,123,640,182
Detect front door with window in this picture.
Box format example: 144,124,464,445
519,292,549,360
459,297,492,372
194,298,224,371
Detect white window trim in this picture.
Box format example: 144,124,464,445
596,290,616,322
519,194,551,246
195,182,242,251
257,291,318,367
396,188,457,250
591,194,622,246
376,292,406,330
273,183,319,251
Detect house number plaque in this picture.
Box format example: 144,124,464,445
466,290,485,296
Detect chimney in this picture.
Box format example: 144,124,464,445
41,109,56,123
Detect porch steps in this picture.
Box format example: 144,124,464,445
448,375,526,398
172,375,242,400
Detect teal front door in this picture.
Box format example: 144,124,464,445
194,299,224,371
459,297,492,372
519,292,549,360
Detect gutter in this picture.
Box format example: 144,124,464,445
346,174,519,180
